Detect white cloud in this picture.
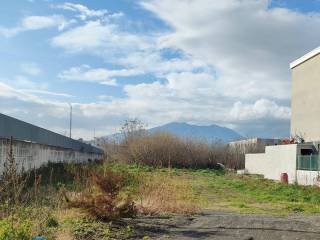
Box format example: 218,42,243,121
0,80,71,103
141,0,320,100
20,89,73,98
52,17,207,76
0,15,71,37
48,1,304,138
2,1,311,139
58,65,143,85
52,20,152,53
20,62,42,76
0,82,45,103
22,15,67,30
6,75,48,90
54,2,108,20
230,99,291,121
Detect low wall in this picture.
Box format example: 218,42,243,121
245,144,298,183
296,170,320,186
0,139,103,174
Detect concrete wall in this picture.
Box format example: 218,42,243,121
246,144,298,183
296,170,320,186
0,139,102,174
0,113,103,154
291,53,320,142
229,138,280,154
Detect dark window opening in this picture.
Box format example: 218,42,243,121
301,149,313,155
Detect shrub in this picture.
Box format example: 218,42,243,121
106,132,245,169
68,170,137,220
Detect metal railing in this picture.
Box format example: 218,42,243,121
297,155,320,171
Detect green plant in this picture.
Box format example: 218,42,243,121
71,218,110,240
46,215,59,228
0,218,32,240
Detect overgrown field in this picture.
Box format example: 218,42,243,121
2,161,320,239
108,163,320,215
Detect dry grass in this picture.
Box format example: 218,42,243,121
105,132,246,169
137,173,199,215
53,208,87,240
67,170,137,220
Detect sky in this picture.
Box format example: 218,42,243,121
0,0,320,140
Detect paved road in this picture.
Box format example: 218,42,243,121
130,211,320,239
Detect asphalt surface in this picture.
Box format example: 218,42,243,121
129,211,320,239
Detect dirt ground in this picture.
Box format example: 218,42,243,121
126,210,320,240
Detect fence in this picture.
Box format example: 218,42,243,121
297,155,320,171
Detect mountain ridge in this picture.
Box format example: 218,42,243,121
149,122,243,143
104,122,243,143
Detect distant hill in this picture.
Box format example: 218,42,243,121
149,122,243,143
103,122,243,143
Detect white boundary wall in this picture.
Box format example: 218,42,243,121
0,139,103,174
296,170,320,186
246,144,298,184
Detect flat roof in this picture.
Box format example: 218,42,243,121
290,47,320,69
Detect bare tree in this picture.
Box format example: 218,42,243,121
121,118,147,144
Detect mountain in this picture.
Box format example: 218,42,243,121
149,122,242,143
103,122,243,143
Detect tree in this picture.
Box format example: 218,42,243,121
120,118,147,144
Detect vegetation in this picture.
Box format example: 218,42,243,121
106,163,320,215
2,123,320,239
104,119,248,170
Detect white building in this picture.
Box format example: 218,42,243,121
229,138,281,154
245,47,320,185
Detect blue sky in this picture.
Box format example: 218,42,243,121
0,0,319,139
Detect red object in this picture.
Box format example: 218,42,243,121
280,173,288,184
281,138,296,145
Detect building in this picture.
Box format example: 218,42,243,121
291,47,320,142
229,138,281,154
0,113,103,173
245,47,320,185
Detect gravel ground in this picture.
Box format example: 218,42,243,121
128,211,320,240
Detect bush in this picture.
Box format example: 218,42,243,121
68,170,137,220
106,132,245,169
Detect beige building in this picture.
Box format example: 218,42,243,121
245,47,320,186
291,47,320,141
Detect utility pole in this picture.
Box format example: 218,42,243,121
68,103,72,138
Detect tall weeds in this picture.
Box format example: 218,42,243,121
105,132,247,169
68,170,137,221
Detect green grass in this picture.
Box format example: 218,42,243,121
106,163,320,215
4,162,320,239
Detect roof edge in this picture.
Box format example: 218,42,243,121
290,47,320,69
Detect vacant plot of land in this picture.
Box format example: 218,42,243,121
3,163,320,239
111,164,320,215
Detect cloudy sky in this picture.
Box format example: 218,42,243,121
0,0,319,140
